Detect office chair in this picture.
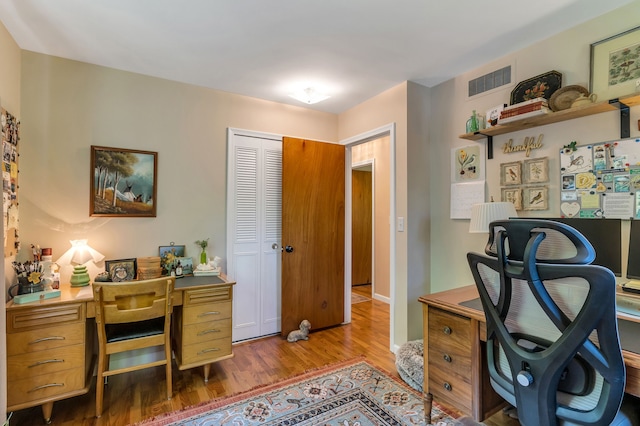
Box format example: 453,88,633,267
467,219,636,425
93,276,175,417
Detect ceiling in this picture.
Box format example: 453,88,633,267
0,0,633,114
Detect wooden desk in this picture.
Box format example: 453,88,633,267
5,275,235,423
419,285,640,422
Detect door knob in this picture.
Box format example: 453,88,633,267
285,245,294,253
272,243,279,250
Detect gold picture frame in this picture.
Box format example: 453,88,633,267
90,146,157,217
590,25,640,101
500,161,522,186
523,186,548,211
523,157,549,184
501,188,523,211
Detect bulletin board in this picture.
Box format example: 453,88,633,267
559,138,640,219
2,107,20,257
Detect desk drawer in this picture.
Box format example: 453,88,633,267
7,322,85,356
182,318,232,346
183,301,231,325
429,367,472,414
8,303,84,332
7,343,85,381
428,308,472,351
181,337,232,365
184,286,231,306
7,367,85,407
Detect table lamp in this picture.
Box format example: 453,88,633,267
56,239,105,286
469,201,517,233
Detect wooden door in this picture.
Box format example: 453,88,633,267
281,137,345,336
352,170,372,286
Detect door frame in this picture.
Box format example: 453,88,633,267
340,123,396,352
351,160,375,296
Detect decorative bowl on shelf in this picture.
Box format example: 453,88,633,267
549,85,590,111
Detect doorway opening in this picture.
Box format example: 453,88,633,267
342,123,396,352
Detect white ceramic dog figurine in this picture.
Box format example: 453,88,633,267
287,319,311,342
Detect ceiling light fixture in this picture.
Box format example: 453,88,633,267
289,87,330,105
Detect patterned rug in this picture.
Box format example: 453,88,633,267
351,292,372,304
137,357,462,425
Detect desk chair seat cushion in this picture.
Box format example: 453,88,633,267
105,317,165,343
395,339,423,392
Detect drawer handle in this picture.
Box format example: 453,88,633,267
442,326,452,335
29,359,64,368
28,383,64,393
443,382,452,392
198,311,221,317
197,329,221,336
443,354,452,363
198,347,221,354
30,336,65,345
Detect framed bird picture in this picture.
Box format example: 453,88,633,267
500,161,522,186
523,186,548,210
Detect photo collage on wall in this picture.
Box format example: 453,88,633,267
560,138,640,219
499,157,550,211
2,107,20,257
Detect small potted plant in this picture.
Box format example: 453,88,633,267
195,238,209,265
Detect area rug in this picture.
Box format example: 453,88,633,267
137,357,462,425
351,292,371,304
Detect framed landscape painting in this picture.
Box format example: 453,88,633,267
90,146,157,217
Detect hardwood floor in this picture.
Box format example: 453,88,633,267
10,284,518,425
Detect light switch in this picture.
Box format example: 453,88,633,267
397,217,405,232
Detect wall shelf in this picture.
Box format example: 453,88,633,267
460,93,640,159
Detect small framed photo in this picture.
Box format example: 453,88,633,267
176,257,194,275
501,187,523,211
523,186,549,211
523,157,549,184
159,244,185,274
105,258,137,282
590,26,640,101
500,161,522,186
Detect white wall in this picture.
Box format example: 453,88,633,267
429,2,640,292
19,53,338,284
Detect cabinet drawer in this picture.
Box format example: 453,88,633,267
7,303,84,332
183,301,231,325
182,318,231,346
429,367,472,414
428,344,471,376
184,286,231,306
7,367,85,408
7,343,85,382
428,308,472,354
7,322,85,356
181,337,232,365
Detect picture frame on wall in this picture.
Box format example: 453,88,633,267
523,186,549,211
500,161,522,186
501,187,523,211
590,25,640,101
523,157,549,184
105,258,137,282
90,145,157,217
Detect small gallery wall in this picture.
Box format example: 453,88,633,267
560,138,640,219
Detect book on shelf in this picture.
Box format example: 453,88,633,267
501,100,548,119
504,97,548,110
498,107,550,124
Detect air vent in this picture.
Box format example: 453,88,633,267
468,66,511,97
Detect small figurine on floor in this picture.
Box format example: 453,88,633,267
287,319,311,342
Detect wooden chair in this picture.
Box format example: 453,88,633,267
93,277,175,417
